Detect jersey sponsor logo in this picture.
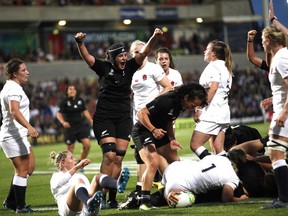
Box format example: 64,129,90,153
77,100,82,105
67,101,71,106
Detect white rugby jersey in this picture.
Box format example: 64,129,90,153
160,68,183,90
162,155,239,198
199,60,232,124
131,61,165,123
50,172,90,203
0,80,30,141
269,47,288,114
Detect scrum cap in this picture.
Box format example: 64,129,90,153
107,44,126,65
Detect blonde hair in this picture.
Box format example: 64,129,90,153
130,40,145,53
50,150,68,170
209,40,233,75
263,25,287,47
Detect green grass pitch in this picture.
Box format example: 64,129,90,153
1,121,288,215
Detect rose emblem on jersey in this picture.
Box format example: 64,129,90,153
171,81,175,86
142,74,147,81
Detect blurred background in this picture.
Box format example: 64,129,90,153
0,0,286,144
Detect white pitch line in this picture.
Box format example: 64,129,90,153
33,155,197,175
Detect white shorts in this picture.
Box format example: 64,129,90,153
269,114,288,138
194,120,229,135
58,196,81,216
0,136,31,158
57,196,100,216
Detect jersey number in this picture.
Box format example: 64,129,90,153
201,163,216,173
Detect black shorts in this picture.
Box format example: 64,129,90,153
64,124,90,144
93,112,132,143
131,123,170,151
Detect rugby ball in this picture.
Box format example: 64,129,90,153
171,191,195,208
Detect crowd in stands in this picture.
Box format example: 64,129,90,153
0,0,205,6
0,30,219,63
0,65,271,144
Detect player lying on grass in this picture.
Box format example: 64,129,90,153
50,150,130,216
119,154,248,209
162,154,248,207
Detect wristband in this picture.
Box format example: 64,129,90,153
270,16,277,23
247,40,253,43
75,37,83,44
151,127,156,133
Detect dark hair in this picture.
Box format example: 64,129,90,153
174,83,208,107
227,149,247,169
5,58,24,79
107,43,126,66
65,83,78,97
155,47,175,69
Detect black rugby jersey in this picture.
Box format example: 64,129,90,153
58,97,87,126
145,91,182,129
90,58,140,114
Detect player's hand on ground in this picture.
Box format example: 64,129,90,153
167,190,181,206
239,194,249,201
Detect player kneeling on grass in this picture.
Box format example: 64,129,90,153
162,155,248,207
50,150,130,216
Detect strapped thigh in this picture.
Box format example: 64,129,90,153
101,142,116,154
116,149,126,157
267,138,288,152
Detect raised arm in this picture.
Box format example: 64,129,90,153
75,32,95,67
269,0,288,36
135,28,163,65
246,30,263,68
